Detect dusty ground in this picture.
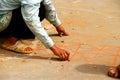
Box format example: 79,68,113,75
0,0,120,80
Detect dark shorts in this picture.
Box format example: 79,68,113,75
0,3,45,39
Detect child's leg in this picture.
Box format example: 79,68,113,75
0,12,12,33
0,3,46,54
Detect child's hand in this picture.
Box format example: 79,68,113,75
56,25,69,37
50,45,70,61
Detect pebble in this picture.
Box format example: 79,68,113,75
61,41,64,43
48,57,51,60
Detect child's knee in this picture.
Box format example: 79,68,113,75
0,12,12,32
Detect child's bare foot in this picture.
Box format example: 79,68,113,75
3,36,19,46
108,65,120,78
1,36,33,54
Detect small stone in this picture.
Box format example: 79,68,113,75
61,41,64,43
93,66,97,68
61,65,64,68
22,60,27,63
48,57,51,60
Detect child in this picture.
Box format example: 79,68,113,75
0,0,69,61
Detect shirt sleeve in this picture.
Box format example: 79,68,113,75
43,0,61,27
21,1,54,48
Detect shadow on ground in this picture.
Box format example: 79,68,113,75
76,64,114,75
0,48,61,62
